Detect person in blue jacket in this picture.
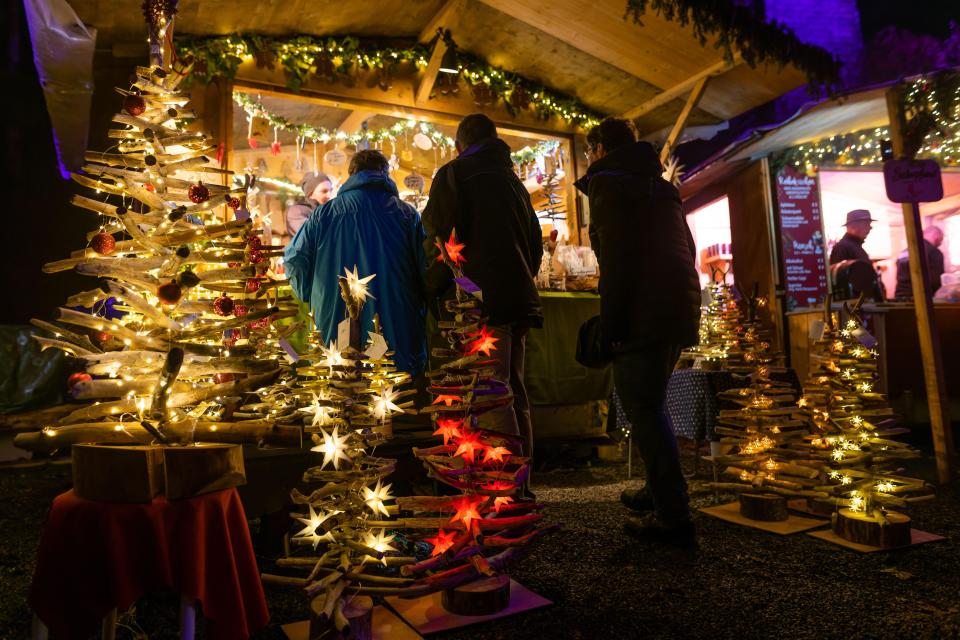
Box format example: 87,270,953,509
284,149,427,375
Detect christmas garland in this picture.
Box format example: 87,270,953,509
771,73,960,174
234,91,561,166
624,0,839,89
175,35,603,129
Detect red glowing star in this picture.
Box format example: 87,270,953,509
432,394,460,407
466,325,499,356
449,497,483,528
433,418,464,445
453,431,487,465
482,446,512,465
481,480,518,493
444,230,466,266
493,496,514,513
425,529,457,556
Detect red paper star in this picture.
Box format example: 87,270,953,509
493,496,514,513
433,418,464,445
482,446,512,465
449,496,483,528
466,325,499,356
432,394,460,407
433,238,446,263
425,529,457,556
444,230,466,266
453,430,486,465
481,480,518,492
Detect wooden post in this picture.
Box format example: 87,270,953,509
659,75,710,165
416,38,449,105
885,86,956,484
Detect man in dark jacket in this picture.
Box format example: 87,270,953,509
421,114,543,455
575,117,700,546
285,172,334,239
894,225,945,299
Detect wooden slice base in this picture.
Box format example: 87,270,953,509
832,508,911,549
441,575,511,616
72,444,163,503
739,492,788,522
163,443,245,499
310,594,373,640
806,497,836,516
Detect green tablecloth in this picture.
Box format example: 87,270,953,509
525,291,612,405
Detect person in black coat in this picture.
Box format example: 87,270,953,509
421,114,543,457
894,225,945,299
575,117,700,546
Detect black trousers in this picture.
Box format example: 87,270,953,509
613,342,690,526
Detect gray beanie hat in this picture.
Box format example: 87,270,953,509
301,172,332,197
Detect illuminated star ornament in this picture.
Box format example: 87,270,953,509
371,385,401,420
311,425,351,469
303,392,331,427
453,430,486,465
432,394,460,407
443,230,466,266
482,445,512,465
343,265,375,302
363,479,394,517
466,325,499,357
363,529,398,565
294,505,337,548
449,496,483,528
426,529,457,556
320,341,344,368
433,417,464,445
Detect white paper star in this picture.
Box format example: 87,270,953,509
362,479,394,517
310,425,351,469
343,265,375,303
293,505,336,548
370,385,402,420
362,529,398,565
320,341,344,368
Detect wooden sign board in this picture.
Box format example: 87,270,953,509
883,159,943,203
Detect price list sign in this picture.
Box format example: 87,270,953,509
775,166,828,310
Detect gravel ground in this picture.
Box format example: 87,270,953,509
1,454,958,640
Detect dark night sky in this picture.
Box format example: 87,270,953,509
858,0,960,38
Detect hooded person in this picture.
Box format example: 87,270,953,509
574,117,700,547
285,172,334,238
284,151,427,375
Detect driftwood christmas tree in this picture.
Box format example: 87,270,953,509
399,231,557,615
262,269,417,638
15,61,301,454
794,298,932,547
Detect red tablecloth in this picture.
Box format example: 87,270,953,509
29,488,269,639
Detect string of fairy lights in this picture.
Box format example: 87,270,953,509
779,73,960,172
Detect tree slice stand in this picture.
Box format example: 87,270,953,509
738,493,789,521
309,594,372,640
832,508,912,549
806,497,836,516
441,575,511,616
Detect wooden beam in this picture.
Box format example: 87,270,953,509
337,110,375,135
885,86,956,485
659,75,709,164
416,39,449,105
418,0,467,43
624,57,738,121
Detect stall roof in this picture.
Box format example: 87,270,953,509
67,0,831,136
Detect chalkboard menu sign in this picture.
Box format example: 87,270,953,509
775,166,828,310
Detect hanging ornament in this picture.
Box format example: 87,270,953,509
403,172,425,193
247,236,263,251
90,232,116,255
401,128,414,162
295,135,304,172
388,154,400,172
471,82,495,107
233,303,249,317
324,145,346,167
188,181,210,203
247,115,258,148
245,278,262,293
157,280,183,305
228,197,241,210
248,316,271,330
270,127,281,156
123,94,147,117
247,248,264,264
313,140,319,173
144,183,156,192
95,331,113,343
413,132,433,151
213,295,235,316
222,330,238,347
509,86,531,112
377,65,393,91
67,372,92,391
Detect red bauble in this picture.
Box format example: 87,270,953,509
157,281,183,305
245,278,261,293
145,183,156,192
247,236,263,251
123,95,147,117
222,331,238,347
247,249,264,264
248,317,270,330
95,332,113,343
213,295,235,316
213,373,235,384
188,182,210,204
228,197,241,210
233,304,249,317
90,232,116,255
67,372,92,390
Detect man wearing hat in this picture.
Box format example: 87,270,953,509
285,172,334,238
830,209,875,266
